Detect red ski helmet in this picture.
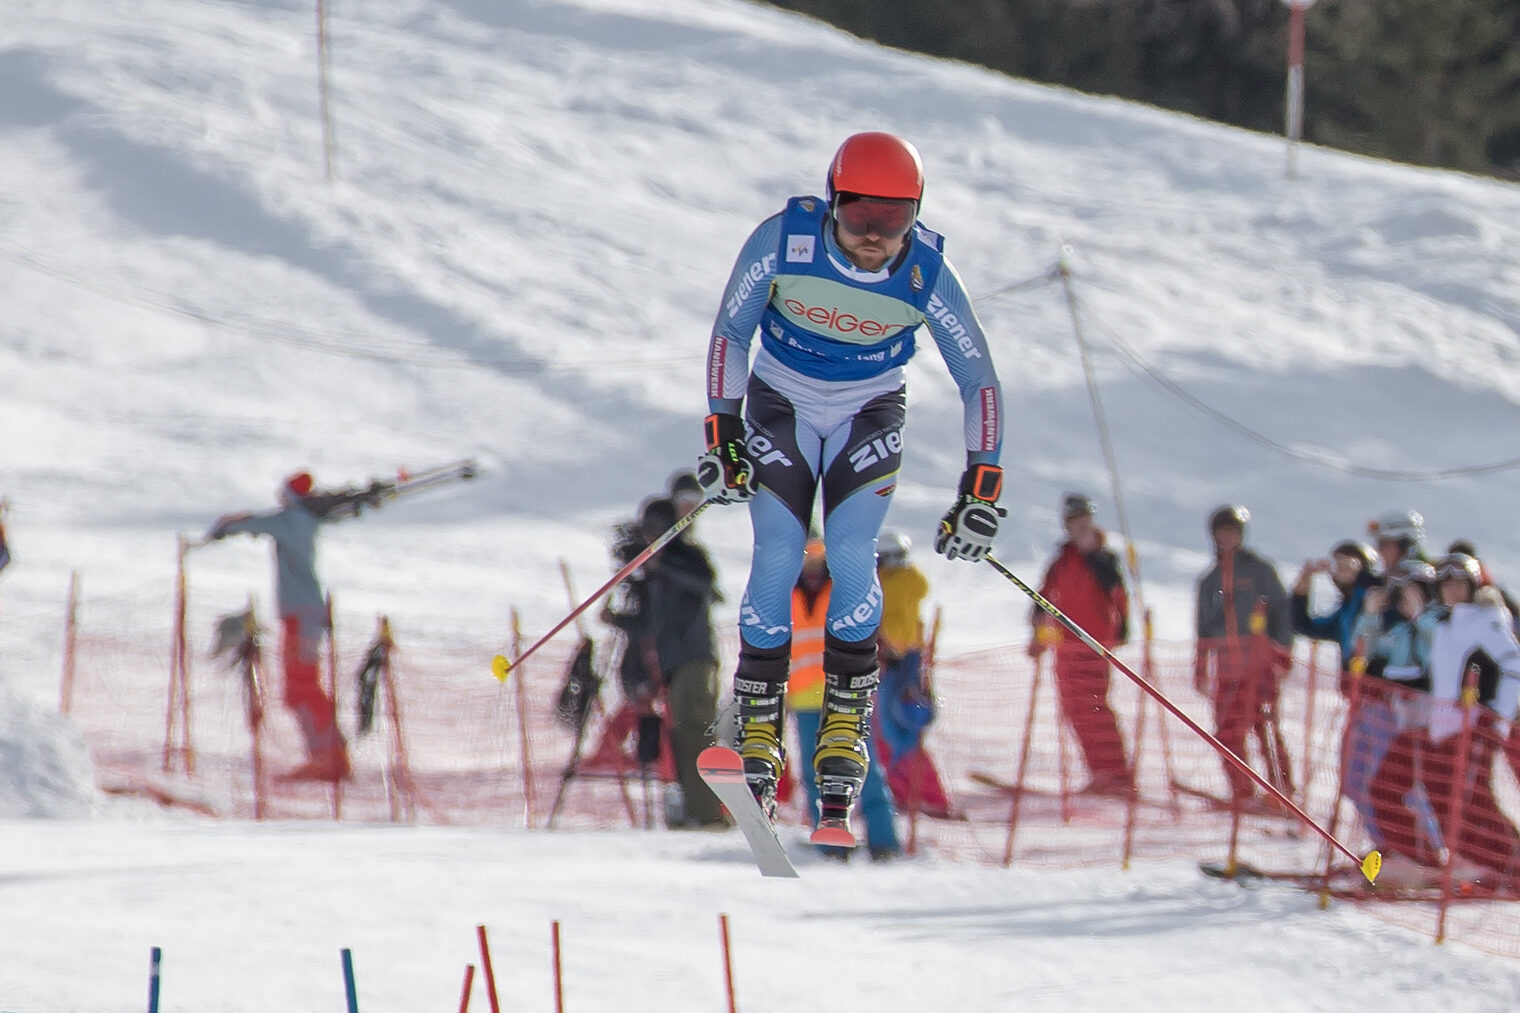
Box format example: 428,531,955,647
284,471,315,498
826,132,924,202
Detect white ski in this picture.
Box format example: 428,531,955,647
697,746,799,879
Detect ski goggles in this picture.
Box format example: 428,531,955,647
1435,560,1478,582
831,195,918,240
1386,563,1436,588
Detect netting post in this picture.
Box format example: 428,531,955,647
510,607,538,828
1000,651,1045,867
376,616,418,823
60,570,79,717
1435,672,1481,945
326,592,343,821
314,0,338,180
245,599,268,820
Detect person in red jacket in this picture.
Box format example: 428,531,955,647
1028,493,1134,795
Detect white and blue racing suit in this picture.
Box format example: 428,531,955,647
707,196,1003,671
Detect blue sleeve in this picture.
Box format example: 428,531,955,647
706,214,782,415
923,259,1003,465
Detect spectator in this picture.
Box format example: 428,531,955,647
1290,540,1380,688
874,530,954,819
606,496,725,829
1369,508,1430,572
1422,553,1520,890
1350,561,1445,878
1447,539,1520,637
603,505,659,704
668,470,705,522
1028,493,1134,796
206,472,359,782
788,537,901,860
1193,504,1293,803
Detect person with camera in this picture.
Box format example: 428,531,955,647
1291,540,1379,689
1348,560,1445,881
602,496,725,828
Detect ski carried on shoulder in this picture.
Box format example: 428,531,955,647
697,747,799,879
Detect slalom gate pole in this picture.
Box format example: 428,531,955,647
341,948,359,1013
458,965,475,1013
147,946,162,1013
491,501,711,680
984,553,1381,883
476,925,501,1013
551,920,565,1013
718,914,737,1013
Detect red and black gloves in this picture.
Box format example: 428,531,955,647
697,413,757,504
935,463,1005,562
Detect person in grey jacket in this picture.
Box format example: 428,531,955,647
1193,504,1293,802
206,472,366,782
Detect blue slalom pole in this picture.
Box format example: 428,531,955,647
147,946,162,1013
341,948,359,1013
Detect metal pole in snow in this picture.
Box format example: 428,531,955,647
147,947,162,1013
341,948,359,1013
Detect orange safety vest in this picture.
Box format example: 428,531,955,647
788,581,829,711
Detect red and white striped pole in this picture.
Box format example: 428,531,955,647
1282,0,1318,178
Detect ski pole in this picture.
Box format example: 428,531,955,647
491,501,711,681
983,553,1381,884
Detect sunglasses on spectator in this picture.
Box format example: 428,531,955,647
1436,562,1477,582
832,195,918,240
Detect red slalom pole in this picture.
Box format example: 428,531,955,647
551,920,565,1013
490,502,710,681
718,914,738,1013
475,925,501,1013
458,964,475,1013
984,553,1380,883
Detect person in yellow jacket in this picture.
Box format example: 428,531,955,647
875,531,954,818
788,537,901,860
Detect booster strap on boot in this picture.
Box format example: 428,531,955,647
734,639,791,722
822,632,879,717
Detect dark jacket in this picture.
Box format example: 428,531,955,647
643,537,719,679
1196,546,1291,651
1291,568,1379,671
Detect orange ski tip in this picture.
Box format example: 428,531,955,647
1361,850,1382,884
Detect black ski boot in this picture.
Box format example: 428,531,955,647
812,633,879,835
733,641,790,820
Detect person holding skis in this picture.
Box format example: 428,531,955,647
206,472,368,782
696,131,1005,831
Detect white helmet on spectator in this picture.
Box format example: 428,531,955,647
877,530,911,565
1371,509,1425,549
